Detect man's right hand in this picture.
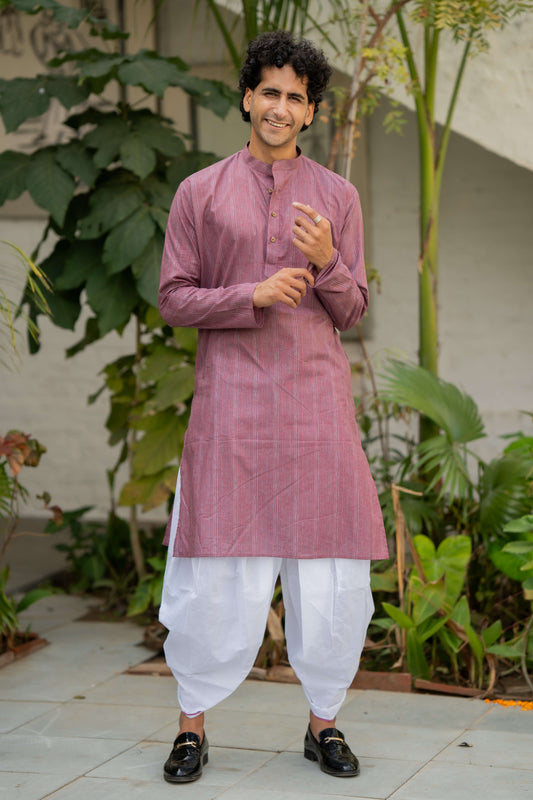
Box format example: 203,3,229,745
253,268,315,309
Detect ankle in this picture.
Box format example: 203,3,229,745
179,711,204,740
309,711,335,740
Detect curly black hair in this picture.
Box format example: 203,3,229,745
239,30,332,131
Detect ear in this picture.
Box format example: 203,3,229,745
243,87,253,113
304,101,315,127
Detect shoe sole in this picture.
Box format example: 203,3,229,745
163,753,208,782
304,747,360,777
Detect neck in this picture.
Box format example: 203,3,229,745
247,138,299,165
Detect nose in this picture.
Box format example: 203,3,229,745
273,95,289,117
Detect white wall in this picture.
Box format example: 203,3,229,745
367,103,533,459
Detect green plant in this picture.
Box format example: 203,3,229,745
381,532,502,687
393,1,533,435
197,0,320,72
0,431,55,650
46,504,167,614
356,358,533,690
0,0,237,579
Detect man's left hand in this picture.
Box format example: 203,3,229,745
292,202,333,271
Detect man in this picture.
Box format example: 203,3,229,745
158,30,388,784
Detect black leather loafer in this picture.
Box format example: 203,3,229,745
304,725,360,777
163,731,209,783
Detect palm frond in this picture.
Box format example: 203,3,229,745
479,454,532,537
380,359,485,444
417,434,473,501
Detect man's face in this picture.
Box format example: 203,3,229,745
243,64,315,162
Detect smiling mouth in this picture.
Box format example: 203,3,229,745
265,119,289,129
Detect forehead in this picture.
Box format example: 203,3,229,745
255,64,309,94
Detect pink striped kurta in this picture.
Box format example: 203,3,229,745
159,145,388,560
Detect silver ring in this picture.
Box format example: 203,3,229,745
313,214,322,224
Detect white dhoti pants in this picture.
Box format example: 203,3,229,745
159,476,374,720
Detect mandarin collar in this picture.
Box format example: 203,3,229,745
242,144,302,177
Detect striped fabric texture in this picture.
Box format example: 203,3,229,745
159,146,388,560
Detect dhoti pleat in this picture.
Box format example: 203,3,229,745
159,474,374,720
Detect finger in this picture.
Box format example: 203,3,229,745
285,268,315,287
292,201,322,224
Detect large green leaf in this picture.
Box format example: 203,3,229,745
26,149,75,226
382,602,414,629
131,232,164,307
134,115,185,159
0,151,30,205
9,0,126,37
147,366,196,413
103,207,156,274
173,72,238,118
173,327,198,355
118,52,184,97
414,534,471,609
142,175,175,210
85,264,138,335
488,541,533,583
380,359,485,444
167,151,219,189
131,409,184,476
410,575,446,626
504,515,533,534
149,207,169,233
55,141,98,187
479,456,532,535
406,627,431,679
45,290,82,331
140,344,184,383
119,465,178,510
0,77,50,132
44,74,90,109
119,133,156,180
0,74,88,133
83,116,130,168
78,178,145,239
54,241,102,290
76,52,125,79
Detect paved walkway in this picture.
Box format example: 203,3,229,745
1,593,533,800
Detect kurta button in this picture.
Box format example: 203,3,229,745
270,236,276,243
268,188,273,194
271,212,277,217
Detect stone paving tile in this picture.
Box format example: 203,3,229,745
0,771,73,800
0,700,59,733
284,720,462,762
0,732,135,776
341,689,488,729
87,741,276,788
40,776,228,800
389,762,533,800
149,707,305,752
15,702,178,741
434,728,533,770
80,674,178,708
226,750,426,799
217,789,371,800
216,680,355,717
0,626,150,702
17,595,95,633
470,703,533,734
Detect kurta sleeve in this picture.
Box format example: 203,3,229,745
159,181,264,330
312,187,368,332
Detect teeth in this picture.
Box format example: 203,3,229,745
267,120,286,128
